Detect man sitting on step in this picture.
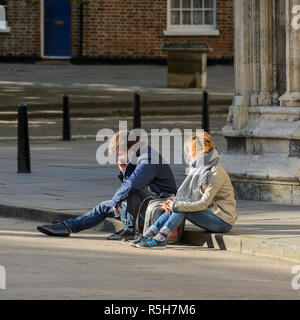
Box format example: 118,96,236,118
37,130,177,241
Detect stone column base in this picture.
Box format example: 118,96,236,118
222,106,300,205
231,180,300,205
280,92,300,107
220,152,300,205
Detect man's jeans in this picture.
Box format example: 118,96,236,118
64,187,157,233
153,209,232,234
64,200,129,233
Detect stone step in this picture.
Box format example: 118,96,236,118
1,203,300,264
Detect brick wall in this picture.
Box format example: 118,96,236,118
81,0,234,61
71,3,81,57
0,0,234,62
0,0,40,58
164,0,234,61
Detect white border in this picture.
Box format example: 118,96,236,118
164,0,219,36
40,0,71,59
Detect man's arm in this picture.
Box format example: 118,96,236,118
111,163,157,208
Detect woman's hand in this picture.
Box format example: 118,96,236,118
160,200,174,212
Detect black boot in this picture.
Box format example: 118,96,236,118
106,229,135,241
37,222,71,237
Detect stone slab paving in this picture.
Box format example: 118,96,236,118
0,63,234,109
1,139,300,263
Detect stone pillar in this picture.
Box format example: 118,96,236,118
222,0,300,205
273,0,287,102
249,0,260,106
280,0,300,107
257,0,274,106
231,0,250,130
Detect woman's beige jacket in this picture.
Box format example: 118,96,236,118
173,163,237,226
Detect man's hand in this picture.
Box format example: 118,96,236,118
113,204,124,217
160,200,174,213
117,153,128,175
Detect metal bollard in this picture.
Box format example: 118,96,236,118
17,103,31,173
63,95,71,141
133,91,141,129
202,91,209,133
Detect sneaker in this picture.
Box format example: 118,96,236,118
136,238,166,249
106,229,135,241
37,223,71,237
128,235,148,247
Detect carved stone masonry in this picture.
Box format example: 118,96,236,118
222,0,300,205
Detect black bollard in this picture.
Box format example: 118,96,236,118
17,103,31,173
202,91,209,133
133,91,141,129
63,95,71,141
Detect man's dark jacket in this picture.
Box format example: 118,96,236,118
111,147,177,208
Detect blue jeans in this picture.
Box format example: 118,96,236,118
63,200,132,233
153,209,232,234
63,187,157,233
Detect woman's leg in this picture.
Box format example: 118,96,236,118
154,209,231,241
184,209,232,233
148,211,185,241
144,211,172,237
137,211,185,248
163,211,186,234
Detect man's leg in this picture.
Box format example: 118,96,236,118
64,200,125,233
125,187,157,233
37,200,127,237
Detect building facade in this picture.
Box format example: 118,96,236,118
221,0,300,205
0,0,233,63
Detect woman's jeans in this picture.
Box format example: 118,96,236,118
153,208,232,234
63,187,157,233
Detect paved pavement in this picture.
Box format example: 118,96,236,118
0,217,299,300
0,62,234,110
1,138,300,264
0,113,228,140
0,63,232,140
1,62,300,264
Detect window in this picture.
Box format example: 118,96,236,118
164,0,219,36
0,0,9,32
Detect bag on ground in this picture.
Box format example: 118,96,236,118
136,196,185,244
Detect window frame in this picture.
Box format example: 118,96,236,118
0,2,10,33
164,0,219,36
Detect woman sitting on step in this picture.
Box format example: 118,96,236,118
129,132,237,249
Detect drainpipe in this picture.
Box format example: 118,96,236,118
79,3,83,57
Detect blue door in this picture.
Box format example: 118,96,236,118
44,0,71,57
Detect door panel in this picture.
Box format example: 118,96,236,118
44,0,71,57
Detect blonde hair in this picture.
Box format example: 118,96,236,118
185,132,217,156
